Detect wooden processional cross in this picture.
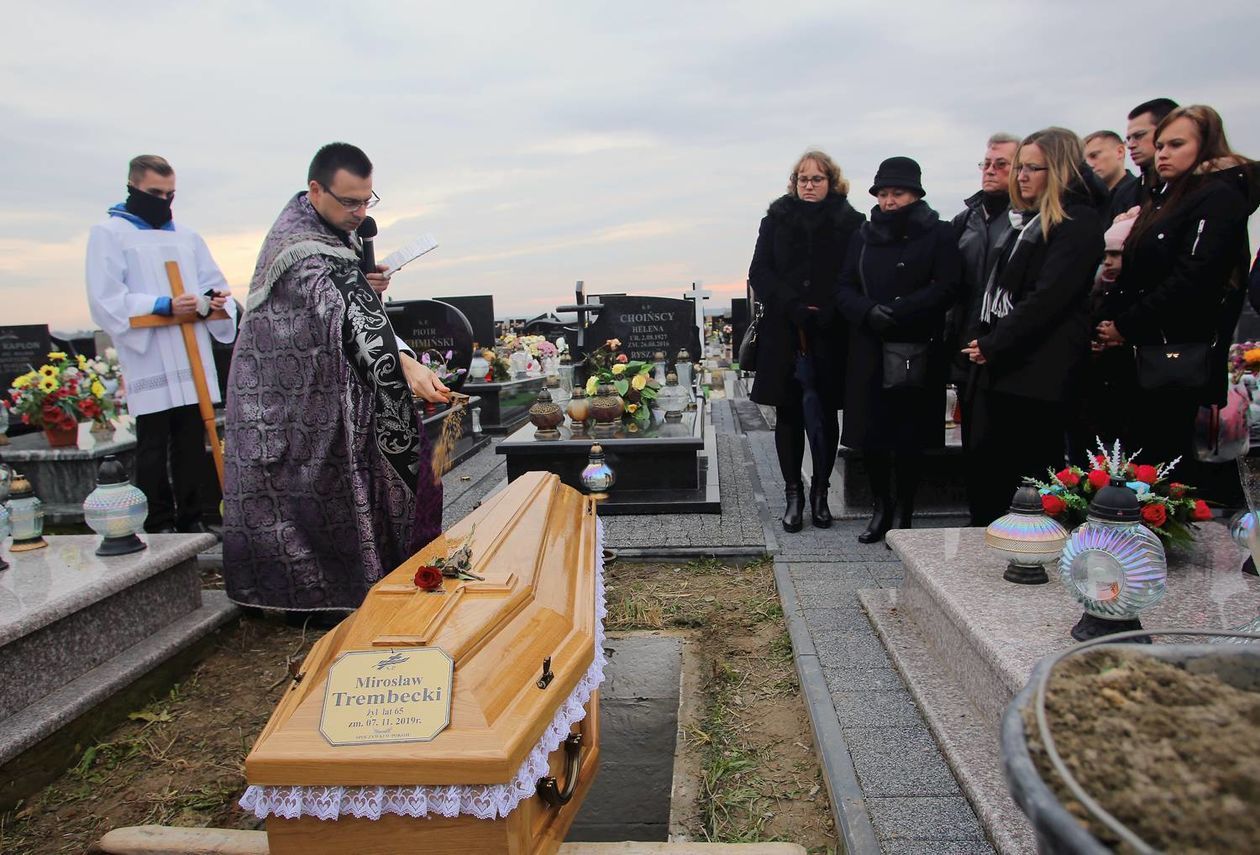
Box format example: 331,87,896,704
128,260,230,488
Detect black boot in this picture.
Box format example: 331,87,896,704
858,453,893,543
892,456,921,531
810,480,832,528
782,482,805,533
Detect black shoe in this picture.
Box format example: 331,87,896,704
810,481,832,529
782,482,805,533
857,498,893,543
891,501,914,531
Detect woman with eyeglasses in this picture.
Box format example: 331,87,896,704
834,157,961,543
749,150,865,532
1095,105,1256,467
961,128,1106,524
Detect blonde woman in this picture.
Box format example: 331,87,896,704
961,128,1106,524
749,150,865,531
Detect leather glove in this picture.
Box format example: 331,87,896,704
865,304,896,333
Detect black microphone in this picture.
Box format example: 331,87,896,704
358,216,378,274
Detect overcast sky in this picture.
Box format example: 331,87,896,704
3,1,1257,333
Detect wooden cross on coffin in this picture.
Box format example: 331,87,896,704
128,260,230,488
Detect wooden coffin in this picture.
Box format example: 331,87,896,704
244,471,602,855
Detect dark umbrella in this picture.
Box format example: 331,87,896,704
793,328,827,455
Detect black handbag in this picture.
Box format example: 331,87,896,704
882,341,931,390
1134,339,1212,391
737,303,761,371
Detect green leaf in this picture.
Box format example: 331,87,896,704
614,379,629,396
128,709,172,724
641,386,658,400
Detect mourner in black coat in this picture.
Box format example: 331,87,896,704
963,130,1106,526
749,152,865,532
834,157,960,543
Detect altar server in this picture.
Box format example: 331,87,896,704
85,154,236,534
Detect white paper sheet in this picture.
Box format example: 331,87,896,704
381,234,439,274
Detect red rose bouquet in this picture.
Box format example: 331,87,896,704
1025,439,1205,545
7,351,116,430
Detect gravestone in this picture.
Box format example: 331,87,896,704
435,294,495,350
0,325,52,393
584,295,700,363
385,299,474,392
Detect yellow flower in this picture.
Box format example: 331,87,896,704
91,381,106,398
585,376,598,396
611,363,626,375
47,351,67,362
39,365,58,379
631,373,647,391
626,403,639,414
1245,348,1260,366
76,354,88,366
39,377,57,393
12,373,33,389
482,349,495,361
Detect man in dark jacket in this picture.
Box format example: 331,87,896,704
947,133,1018,524
1125,98,1179,203
1084,130,1140,222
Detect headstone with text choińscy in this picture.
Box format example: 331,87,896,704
384,299,474,392
435,294,495,351
584,295,701,364
0,325,53,393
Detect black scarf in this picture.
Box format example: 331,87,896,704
125,186,173,229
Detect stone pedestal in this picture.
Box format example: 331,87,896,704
0,424,138,524
462,377,546,434
0,533,238,810
496,403,720,514
861,523,1256,854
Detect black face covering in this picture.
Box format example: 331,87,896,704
125,185,174,229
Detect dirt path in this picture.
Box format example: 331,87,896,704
1,560,836,854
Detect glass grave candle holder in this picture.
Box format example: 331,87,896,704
83,455,149,556
7,473,46,552
985,485,1069,585
657,373,688,421
580,443,615,500
1058,476,1166,642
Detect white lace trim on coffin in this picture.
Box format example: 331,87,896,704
239,519,608,822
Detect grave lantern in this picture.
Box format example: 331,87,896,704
658,373,688,421
1059,476,1166,642
675,349,693,393
7,472,46,552
528,388,564,440
581,443,615,500
83,455,148,556
984,485,1068,585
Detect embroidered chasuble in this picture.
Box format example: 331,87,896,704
222,193,443,611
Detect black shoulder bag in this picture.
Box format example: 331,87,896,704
859,245,931,390
737,301,762,371
1134,333,1212,391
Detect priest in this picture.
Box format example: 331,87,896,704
222,142,448,619
85,154,236,534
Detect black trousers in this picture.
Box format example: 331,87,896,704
967,387,1067,526
134,404,208,531
775,400,839,488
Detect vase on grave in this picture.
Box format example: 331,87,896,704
529,389,564,440
589,382,624,429
43,421,78,448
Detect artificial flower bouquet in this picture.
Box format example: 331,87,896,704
1026,440,1210,546
582,338,660,419
7,351,115,431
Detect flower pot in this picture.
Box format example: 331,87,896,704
43,422,79,448
1002,642,1260,854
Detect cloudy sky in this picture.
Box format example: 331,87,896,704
4,1,1257,333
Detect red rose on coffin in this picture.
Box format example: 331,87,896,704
1042,494,1067,516
1141,503,1167,527
1087,469,1110,491
1169,482,1188,498
1134,464,1158,485
1191,500,1212,521
413,565,444,591
1056,468,1080,487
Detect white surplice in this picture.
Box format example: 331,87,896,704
85,216,237,417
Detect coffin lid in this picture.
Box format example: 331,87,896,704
245,472,599,787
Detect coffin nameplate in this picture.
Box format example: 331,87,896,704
319,648,454,746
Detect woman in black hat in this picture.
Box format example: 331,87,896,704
749,150,865,532
834,157,961,543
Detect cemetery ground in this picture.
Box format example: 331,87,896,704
0,558,837,855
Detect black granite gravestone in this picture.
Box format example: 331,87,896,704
584,296,700,363
435,294,495,350
385,299,474,392
0,325,53,392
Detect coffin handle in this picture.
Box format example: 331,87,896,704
536,732,583,807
